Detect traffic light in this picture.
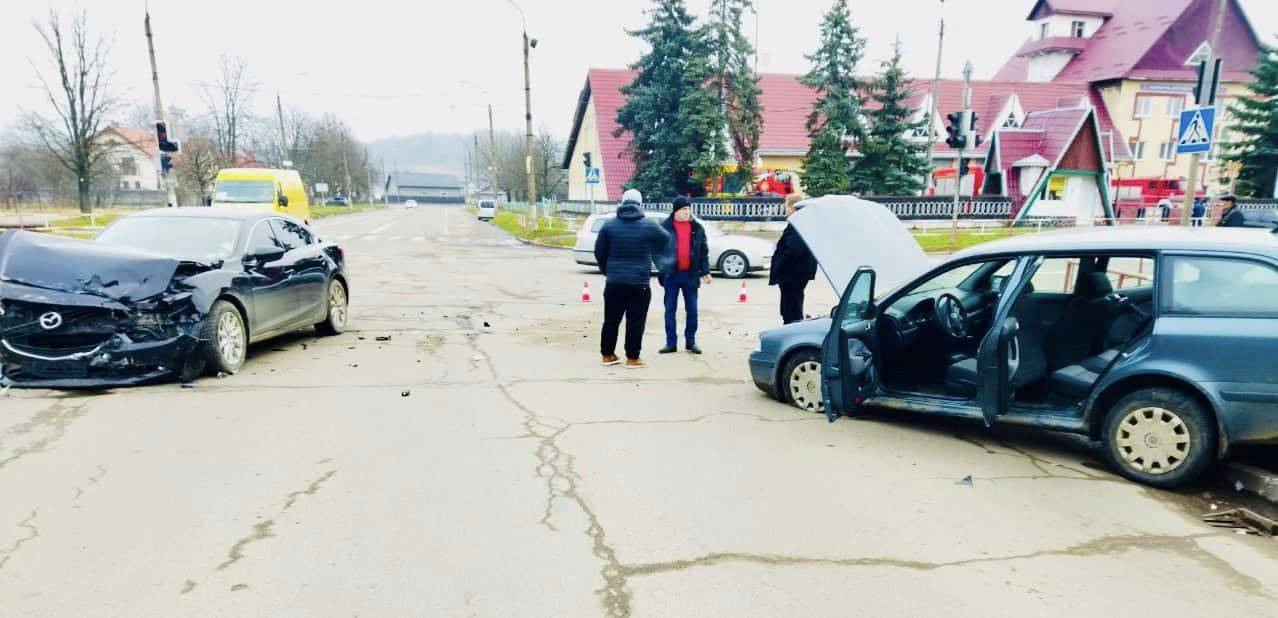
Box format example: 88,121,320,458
155,121,179,154
582,151,592,168
160,153,174,174
958,157,968,177
968,113,983,149
1193,58,1222,106
945,112,966,150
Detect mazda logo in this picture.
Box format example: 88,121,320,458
39,311,63,330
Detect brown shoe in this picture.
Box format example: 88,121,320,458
601,354,621,366
625,358,647,369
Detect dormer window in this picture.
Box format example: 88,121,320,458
1040,22,1050,40
1071,21,1085,38
1003,115,1021,128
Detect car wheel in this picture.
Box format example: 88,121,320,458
1100,387,1216,488
719,250,749,279
197,300,247,377
315,278,349,336
782,349,824,414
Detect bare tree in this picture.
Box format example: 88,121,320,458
201,55,258,161
534,127,567,200
22,10,120,213
174,117,221,204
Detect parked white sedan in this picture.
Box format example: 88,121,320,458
573,212,773,278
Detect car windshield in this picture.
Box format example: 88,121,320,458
214,180,274,204
96,217,241,262
905,263,984,296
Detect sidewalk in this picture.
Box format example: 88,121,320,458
0,213,61,229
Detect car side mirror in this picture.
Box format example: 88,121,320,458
244,248,285,266
278,195,289,207
991,274,1008,292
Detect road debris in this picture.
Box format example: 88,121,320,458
376,336,392,342
1202,508,1277,537
401,390,410,397
472,354,485,361
956,475,974,487
181,383,196,389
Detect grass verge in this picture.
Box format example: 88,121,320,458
911,228,1041,253
491,212,579,248
48,214,122,228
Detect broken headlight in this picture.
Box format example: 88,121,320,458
132,312,168,329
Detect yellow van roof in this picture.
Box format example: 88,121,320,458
217,168,281,181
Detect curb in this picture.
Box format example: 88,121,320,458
512,236,573,250
1223,462,1278,504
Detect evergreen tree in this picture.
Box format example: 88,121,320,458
799,0,866,196
1222,42,1278,198
709,0,763,185
616,0,720,197
854,41,929,196
680,44,729,192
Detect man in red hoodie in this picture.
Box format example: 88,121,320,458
658,197,711,354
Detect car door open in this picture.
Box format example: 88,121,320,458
821,267,877,423
975,256,1041,426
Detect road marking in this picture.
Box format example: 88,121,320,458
412,236,425,242
370,222,395,234
364,235,379,241
336,235,352,241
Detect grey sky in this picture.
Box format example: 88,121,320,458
3,0,1275,141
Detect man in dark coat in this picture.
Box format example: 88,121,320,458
594,188,671,368
657,197,711,354
769,193,818,324
1217,194,1245,227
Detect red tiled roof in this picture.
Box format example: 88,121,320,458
1020,108,1091,166
999,0,1260,84
101,125,159,157
575,70,1129,198
1015,37,1090,58
997,131,1047,168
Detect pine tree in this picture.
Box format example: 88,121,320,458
709,0,763,185
1222,42,1278,198
854,41,929,196
799,0,866,196
616,0,720,197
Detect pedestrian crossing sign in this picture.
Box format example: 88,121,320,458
585,167,601,184
1176,107,1215,154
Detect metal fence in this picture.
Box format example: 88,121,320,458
550,197,1014,221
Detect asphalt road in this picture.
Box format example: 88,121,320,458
2,205,1276,616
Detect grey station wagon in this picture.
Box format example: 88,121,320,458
749,196,1278,488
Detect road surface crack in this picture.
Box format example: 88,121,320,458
216,520,276,571
0,401,90,472
283,470,338,511
0,511,39,572
72,465,109,501
468,319,631,617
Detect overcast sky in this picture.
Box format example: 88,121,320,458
2,0,1275,142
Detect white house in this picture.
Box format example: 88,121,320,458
95,125,160,191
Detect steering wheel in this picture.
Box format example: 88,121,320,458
935,294,969,339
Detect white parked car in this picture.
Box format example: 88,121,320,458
404,200,418,209
574,211,773,279
477,199,497,221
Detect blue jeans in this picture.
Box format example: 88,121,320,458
663,270,699,347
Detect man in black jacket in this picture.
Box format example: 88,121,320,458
1217,194,1245,227
657,197,711,355
769,193,818,324
594,189,671,368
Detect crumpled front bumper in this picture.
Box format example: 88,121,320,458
0,332,201,389
749,351,779,397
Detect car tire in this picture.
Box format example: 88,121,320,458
1100,387,1216,488
782,349,824,414
719,250,749,279
196,300,248,378
315,278,349,336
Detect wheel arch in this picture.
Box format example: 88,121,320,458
215,293,251,342
1086,373,1228,458
775,344,822,401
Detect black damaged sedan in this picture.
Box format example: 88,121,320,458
0,208,349,388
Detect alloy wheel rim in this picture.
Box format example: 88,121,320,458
1115,406,1190,474
217,311,245,366
789,361,823,412
330,282,348,326
723,254,746,277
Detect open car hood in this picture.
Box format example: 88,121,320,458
0,230,181,307
788,195,930,297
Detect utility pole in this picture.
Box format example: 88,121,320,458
488,104,500,205
521,32,538,229
1180,0,1230,226
276,94,289,167
924,1,945,193
144,10,178,207
364,147,374,206
952,61,973,243
341,133,352,202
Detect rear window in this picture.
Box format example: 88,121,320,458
479,200,495,208
1165,256,1278,316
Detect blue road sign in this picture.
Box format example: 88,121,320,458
1176,107,1215,155
585,167,601,184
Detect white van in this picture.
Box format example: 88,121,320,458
477,200,497,221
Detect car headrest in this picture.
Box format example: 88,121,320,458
1077,272,1113,299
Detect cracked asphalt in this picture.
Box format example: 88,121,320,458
2,205,1276,616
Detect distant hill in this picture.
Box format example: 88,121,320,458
367,132,469,177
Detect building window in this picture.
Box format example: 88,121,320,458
1167,96,1184,117
1159,142,1176,162
1129,140,1147,159
1071,21,1086,38
120,180,129,190
1134,96,1153,118
1040,22,1050,40
134,181,142,189
118,156,138,175
1002,115,1020,128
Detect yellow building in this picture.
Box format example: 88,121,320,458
994,0,1263,194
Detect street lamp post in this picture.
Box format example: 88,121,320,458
507,0,538,231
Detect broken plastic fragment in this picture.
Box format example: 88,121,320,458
472,354,485,361
1235,480,1245,492
375,336,392,342
401,390,410,397
181,383,196,389
956,475,973,486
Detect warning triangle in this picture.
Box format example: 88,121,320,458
1179,111,1210,146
